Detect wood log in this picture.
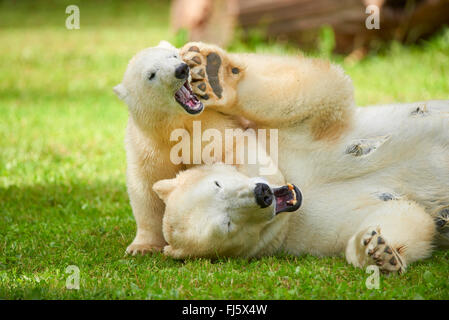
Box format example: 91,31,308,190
170,0,449,53
170,0,238,47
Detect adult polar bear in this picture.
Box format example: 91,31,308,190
152,42,449,273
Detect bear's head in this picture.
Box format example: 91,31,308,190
153,163,302,259
114,41,203,126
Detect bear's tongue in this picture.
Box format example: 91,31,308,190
273,184,302,215
175,81,204,115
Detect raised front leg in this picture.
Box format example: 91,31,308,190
181,42,355,140
345,200,436,274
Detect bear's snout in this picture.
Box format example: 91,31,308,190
175,63,189,80
254,183,273,208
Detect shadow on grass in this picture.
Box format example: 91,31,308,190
0,181,129,218
0,181,137,265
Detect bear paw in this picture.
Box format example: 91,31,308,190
362,228,406,274
126,243,164,256
180,42,242,108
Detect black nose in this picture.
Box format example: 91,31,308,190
254,183,273,208
175,63,189,79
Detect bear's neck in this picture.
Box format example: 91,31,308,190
129,109,187,142
248,213,292,257
130,108,240,145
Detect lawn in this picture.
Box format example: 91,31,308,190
0,0,448,300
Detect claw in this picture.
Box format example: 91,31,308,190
364,237,372,246
389,256,397,266
368,246,378,256
182,52,201,67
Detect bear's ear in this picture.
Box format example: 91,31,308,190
153,178,177,202
157,40,177,50
113,83,128,101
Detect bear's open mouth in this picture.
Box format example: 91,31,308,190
174,81,204,115
273,184,302,215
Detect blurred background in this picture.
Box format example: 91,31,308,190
0,0,448,193
172,0,449,56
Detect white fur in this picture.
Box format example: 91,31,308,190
114,42,285,255
156,98,448,269
156,42,448,269
126,41,447,270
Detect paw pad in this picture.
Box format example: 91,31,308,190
188,46,200,53
435,208,449,230
389,256,397,266
181,43,241,104
361,228,406,274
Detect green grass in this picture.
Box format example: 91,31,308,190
1,0,448,300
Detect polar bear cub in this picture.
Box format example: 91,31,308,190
113,41,206,254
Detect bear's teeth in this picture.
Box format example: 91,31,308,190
180,86,190,100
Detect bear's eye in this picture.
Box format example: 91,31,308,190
148,72,156,81
214,181,222,188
